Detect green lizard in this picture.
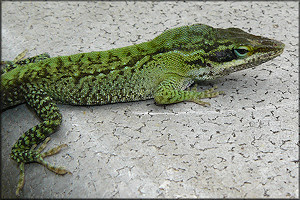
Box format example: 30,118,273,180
1,24,284,195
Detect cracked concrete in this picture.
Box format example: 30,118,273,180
1,1,299,198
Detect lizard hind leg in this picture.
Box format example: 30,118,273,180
11,83,70,196
1,49,50,74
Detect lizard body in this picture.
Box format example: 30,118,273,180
1,24,284,195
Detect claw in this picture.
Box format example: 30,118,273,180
16,163,25,197
37,156,71,175
13,49,28,63
191,98,211,106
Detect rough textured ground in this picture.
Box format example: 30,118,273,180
1,1,298,198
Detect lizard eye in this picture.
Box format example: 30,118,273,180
233,46,250,58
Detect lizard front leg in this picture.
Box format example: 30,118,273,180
154,75,222,106
11,83,70,196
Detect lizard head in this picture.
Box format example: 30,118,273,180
153,24,285,80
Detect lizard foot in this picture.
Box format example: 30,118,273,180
15,137,71,196
191,85,225,106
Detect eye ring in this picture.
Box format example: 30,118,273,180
233,46,250,57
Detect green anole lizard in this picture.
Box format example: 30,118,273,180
1,24,284,195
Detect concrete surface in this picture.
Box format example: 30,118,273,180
1,1,298,198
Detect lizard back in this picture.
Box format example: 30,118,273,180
1,24,284,109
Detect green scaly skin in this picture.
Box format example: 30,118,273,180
1,24,284,195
